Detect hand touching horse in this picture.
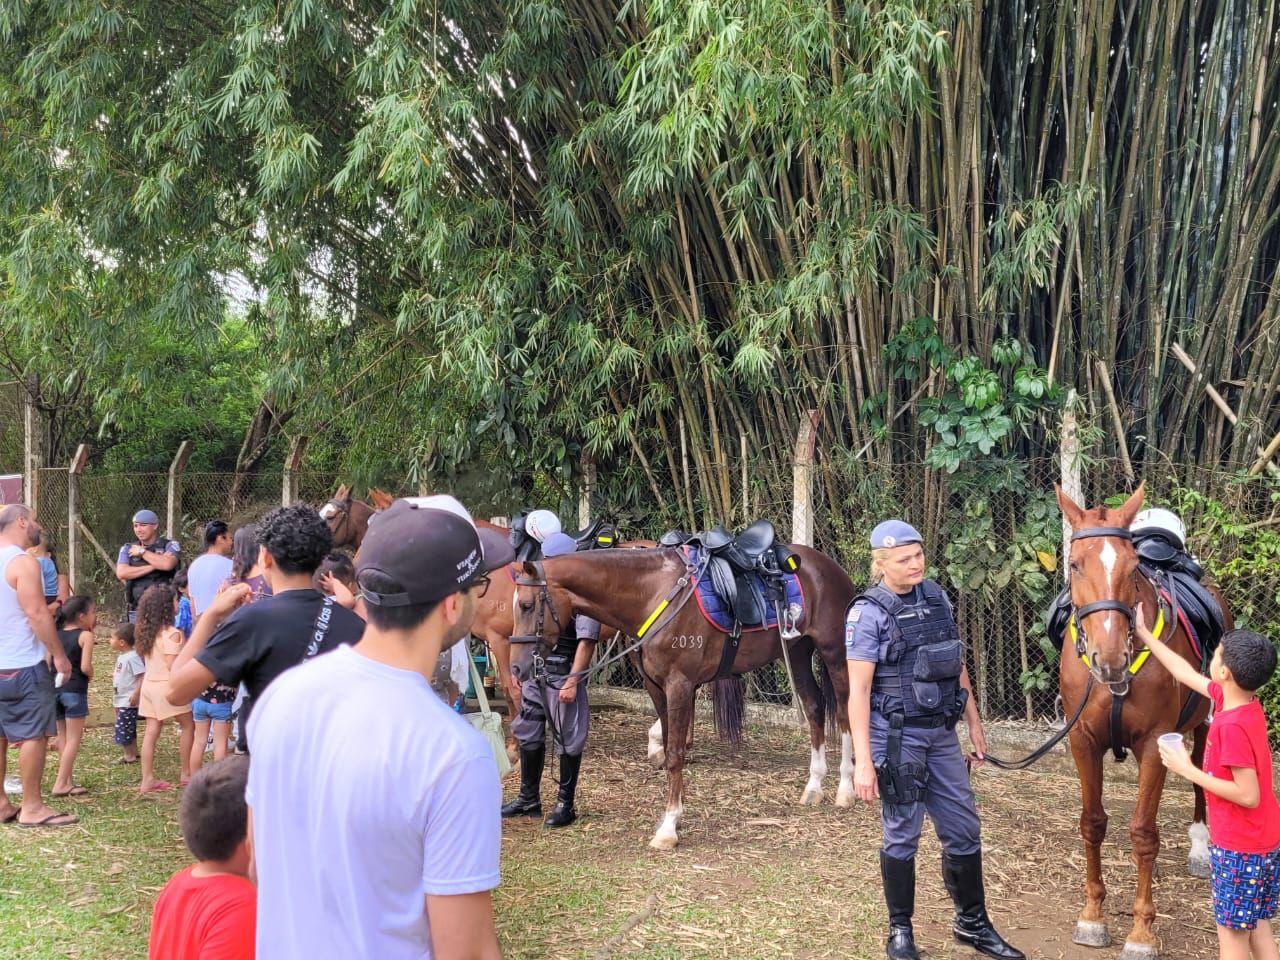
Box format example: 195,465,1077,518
1057,483,1229,960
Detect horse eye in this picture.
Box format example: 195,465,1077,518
519,601,533,612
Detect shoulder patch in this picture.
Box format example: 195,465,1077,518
849,607,862,623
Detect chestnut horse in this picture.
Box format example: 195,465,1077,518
318,484,379,551
1057,484,1229,960
508,545,856,849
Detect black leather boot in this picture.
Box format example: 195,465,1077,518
880,852,920,960
942,850,1025,960
501,745,545,817
544,753,582,827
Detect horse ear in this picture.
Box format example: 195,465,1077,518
369,488,395,510
1055,484,1085,529
521,561,539,578
1114,482,1146,528
334,483,349,501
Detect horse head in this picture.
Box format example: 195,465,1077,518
508,559,575,684
1056,482,1146,685
320,484,375,551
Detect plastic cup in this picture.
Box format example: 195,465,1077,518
1158,732,1184,750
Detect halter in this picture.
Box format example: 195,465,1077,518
1068,526,1146,694
509,561,565,654
324,497,358,551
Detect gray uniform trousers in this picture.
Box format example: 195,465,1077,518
871,712,982,861
512,676,589,756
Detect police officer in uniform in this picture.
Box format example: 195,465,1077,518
115,508,180,623
501,532,599,827
847,521,1023,960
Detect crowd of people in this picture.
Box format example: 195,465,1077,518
2,495,1279,960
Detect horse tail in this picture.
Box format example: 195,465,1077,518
819,655,840,740
712,676,745,745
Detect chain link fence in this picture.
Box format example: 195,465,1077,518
21,454,1280,725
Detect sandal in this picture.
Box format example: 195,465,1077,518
113,757,139,765
18,811,78,827
139,781,173,794
52,786,89,797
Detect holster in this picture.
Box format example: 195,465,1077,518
876,713,930,807
544,654,572,679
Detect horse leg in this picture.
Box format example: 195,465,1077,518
651,675,693,851
1187,722,1211,878
790,645,828,806
1120,740,1168,960
1069,732,1111,948
828,661,854,807
644,676,668,769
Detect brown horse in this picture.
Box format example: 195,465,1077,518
508,545,856,849
318,484,382,551
1056,484,1229,960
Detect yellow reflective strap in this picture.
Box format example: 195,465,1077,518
598,536,614,544
1128,648,1151,675
1150,608,1165,640
637,599,670,638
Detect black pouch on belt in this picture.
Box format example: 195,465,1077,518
544,654,572,678
875,713,930,806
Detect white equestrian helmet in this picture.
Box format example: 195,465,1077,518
524,509,562,543
1131,507,1187,549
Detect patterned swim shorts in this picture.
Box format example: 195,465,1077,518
114,706,139,746
1211,844,1280,930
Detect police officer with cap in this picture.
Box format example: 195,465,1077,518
115,508,180,623
847,520,1023,960
501,531,600,827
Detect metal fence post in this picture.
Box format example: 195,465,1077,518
22,375,42,513
791,410,818,547
167,441,193,539
282,436,308,506
67,444,90,591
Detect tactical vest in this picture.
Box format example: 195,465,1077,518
860,579,965,726
124,537,175,609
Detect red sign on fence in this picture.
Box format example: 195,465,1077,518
0,475,22,505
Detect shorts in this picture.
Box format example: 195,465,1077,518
192,699,233,723
0,662,57,744
54,690,89,720
114,706,139,746
1211,844,1280,929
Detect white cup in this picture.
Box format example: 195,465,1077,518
54,672,66,689
1158,732,1184,750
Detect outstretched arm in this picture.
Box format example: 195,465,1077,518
1134,602,1209,696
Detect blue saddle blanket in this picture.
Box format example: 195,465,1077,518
686,546,805,633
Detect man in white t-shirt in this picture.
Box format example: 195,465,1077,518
186,519,234,618
247,495,513,960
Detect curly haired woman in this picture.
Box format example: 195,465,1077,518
135,585,194,794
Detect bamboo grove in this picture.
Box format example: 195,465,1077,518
2,0,1279,524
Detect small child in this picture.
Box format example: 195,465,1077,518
110,623,144,764
27,529,61,614
1137,604,1280,959
148,756,255,960
135,584,194,792
52,596,96,797
173,568,194,640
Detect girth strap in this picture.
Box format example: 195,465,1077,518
715,628,741,680
1110,693,1127,762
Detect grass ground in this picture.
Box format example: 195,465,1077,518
2,640,1224,958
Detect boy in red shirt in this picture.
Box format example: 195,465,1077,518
148,755,255,960
1137,606,1280,960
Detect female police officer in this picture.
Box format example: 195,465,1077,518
847,520,1023,960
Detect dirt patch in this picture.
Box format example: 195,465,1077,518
496,706,1219,958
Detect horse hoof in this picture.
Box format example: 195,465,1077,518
1072,921,1111,948
1119,941,1158,960
799,787,823,806
648,750,665,769
649,831,678,850
1189,853,1211,878
834,788,855,808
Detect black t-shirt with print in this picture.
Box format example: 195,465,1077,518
196,588,365,750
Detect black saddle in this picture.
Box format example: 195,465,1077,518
509,510,620,561
567,518,617,551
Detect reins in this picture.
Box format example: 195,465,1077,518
983,675,1095,771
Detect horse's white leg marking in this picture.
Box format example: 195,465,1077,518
1188,821,1211,878
800,743,827,806
835,732,855,807
650,796,683,850
647,719,665,767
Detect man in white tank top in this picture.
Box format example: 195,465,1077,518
0,504,76,827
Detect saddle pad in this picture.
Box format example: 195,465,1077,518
685,547,804,633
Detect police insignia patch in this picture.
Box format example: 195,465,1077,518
849,607,861,623
883,536,896,547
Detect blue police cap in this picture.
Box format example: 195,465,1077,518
132,509,160,525
870,520,923,549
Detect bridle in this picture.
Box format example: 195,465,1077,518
1068,525,1142,694
509,560,564,662
323,497,358,551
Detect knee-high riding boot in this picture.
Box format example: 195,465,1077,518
544,753,581,827
501,745,545,817
942,850,1025,960
880,852,920,960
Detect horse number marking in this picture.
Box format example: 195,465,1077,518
671,635,706,649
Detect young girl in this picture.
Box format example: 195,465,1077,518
110,623,144,763
51,596,95,797
28,529,62,615
135,585,194,793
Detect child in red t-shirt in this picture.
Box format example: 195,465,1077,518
1137,607,1280,960
149,755,255,960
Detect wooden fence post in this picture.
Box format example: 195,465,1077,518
167,441,193,540
67,445,90,592
792,410,818,547
281,436,309,506
1060,390,1083,568
578,455,595,529
22,375,42,513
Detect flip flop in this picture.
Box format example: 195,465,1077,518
112,757,139,765
139,781,173,794
18,812,78,827
52,786,88,797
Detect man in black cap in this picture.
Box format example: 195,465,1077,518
244,495,513,960
115,508,180,623
165,504,365,751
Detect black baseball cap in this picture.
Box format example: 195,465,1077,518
356,496,514,607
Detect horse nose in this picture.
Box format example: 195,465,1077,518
1093,657,1126,684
